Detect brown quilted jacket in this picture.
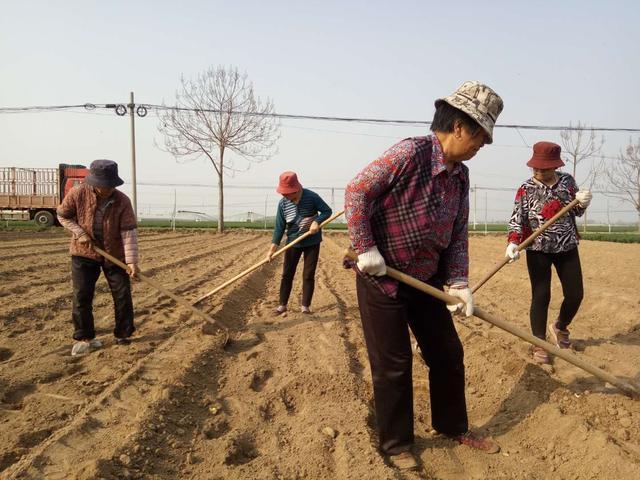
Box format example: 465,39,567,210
57,184,137,265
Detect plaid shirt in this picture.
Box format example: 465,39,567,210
345,134,469,297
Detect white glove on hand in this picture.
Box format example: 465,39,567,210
575,190,592,208
356,246,387,276
505,243,520,263
446,286,474,317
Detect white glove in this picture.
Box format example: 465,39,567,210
356,246,387,276
505,243,520,263
575,190,592,208
446,286,474,317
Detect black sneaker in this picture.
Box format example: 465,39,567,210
116,338,131,346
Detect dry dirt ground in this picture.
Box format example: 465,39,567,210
0,229,639,480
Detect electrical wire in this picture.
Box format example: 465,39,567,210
1,102,639,133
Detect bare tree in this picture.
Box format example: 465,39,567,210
158,66,280,232
560,121,604,232
601,138,640,232
560,121,604,181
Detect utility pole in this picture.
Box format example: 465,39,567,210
484,191,488,234
128,92,138,219
264,195,268,230
473,184,477,230
106,94,147,220
171,189,177,231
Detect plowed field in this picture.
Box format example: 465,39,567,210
0,230,639,479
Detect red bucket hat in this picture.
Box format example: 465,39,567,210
527,141,565,169
276,171,302,194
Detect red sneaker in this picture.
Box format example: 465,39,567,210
451,431,500,454
532,346,551,364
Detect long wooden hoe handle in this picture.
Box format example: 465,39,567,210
471,198,580,293
92,245,231,336
193,209,345,305
344,248,640,399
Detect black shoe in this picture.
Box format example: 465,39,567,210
116,337,131,346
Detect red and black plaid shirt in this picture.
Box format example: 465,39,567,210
345,135,469,297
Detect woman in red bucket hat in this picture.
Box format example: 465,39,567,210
266,171,332,315
506,141,592,364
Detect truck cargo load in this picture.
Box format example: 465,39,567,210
0,164,89,226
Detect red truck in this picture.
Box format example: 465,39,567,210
0,164,89,226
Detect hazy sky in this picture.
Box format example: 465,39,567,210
2,0,639,222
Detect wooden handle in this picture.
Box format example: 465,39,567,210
344,248,456,305
193,210,345,305
343,247,639,399
471,198,581,293
92,246,230,333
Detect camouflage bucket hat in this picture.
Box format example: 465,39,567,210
435,81,504,144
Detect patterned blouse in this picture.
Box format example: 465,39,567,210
345,134,469,298
507,172,586,253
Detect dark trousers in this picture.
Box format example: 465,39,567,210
526,247,583,339
356,275,468,455
71,255,135,340
279,243,320,307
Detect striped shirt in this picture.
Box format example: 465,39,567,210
272,189,332,248
92,196,113,246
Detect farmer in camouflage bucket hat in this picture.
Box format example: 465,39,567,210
345,81,504,471
435,81,503,144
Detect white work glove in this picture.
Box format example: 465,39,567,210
446,286,474,317
575,190,592,208
505,243,520,263
356,246,387,276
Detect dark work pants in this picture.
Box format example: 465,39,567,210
356,275,468,455
526,247,583,339
279,243,321,307
71,255,135,340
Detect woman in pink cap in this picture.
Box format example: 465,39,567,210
266,171,332,315
506,141,592,364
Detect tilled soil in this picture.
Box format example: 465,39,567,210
0,230,638,479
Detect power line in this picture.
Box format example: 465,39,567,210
0,103,99,113
135,181,630,196
137,181,342,190
1,102,640,133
